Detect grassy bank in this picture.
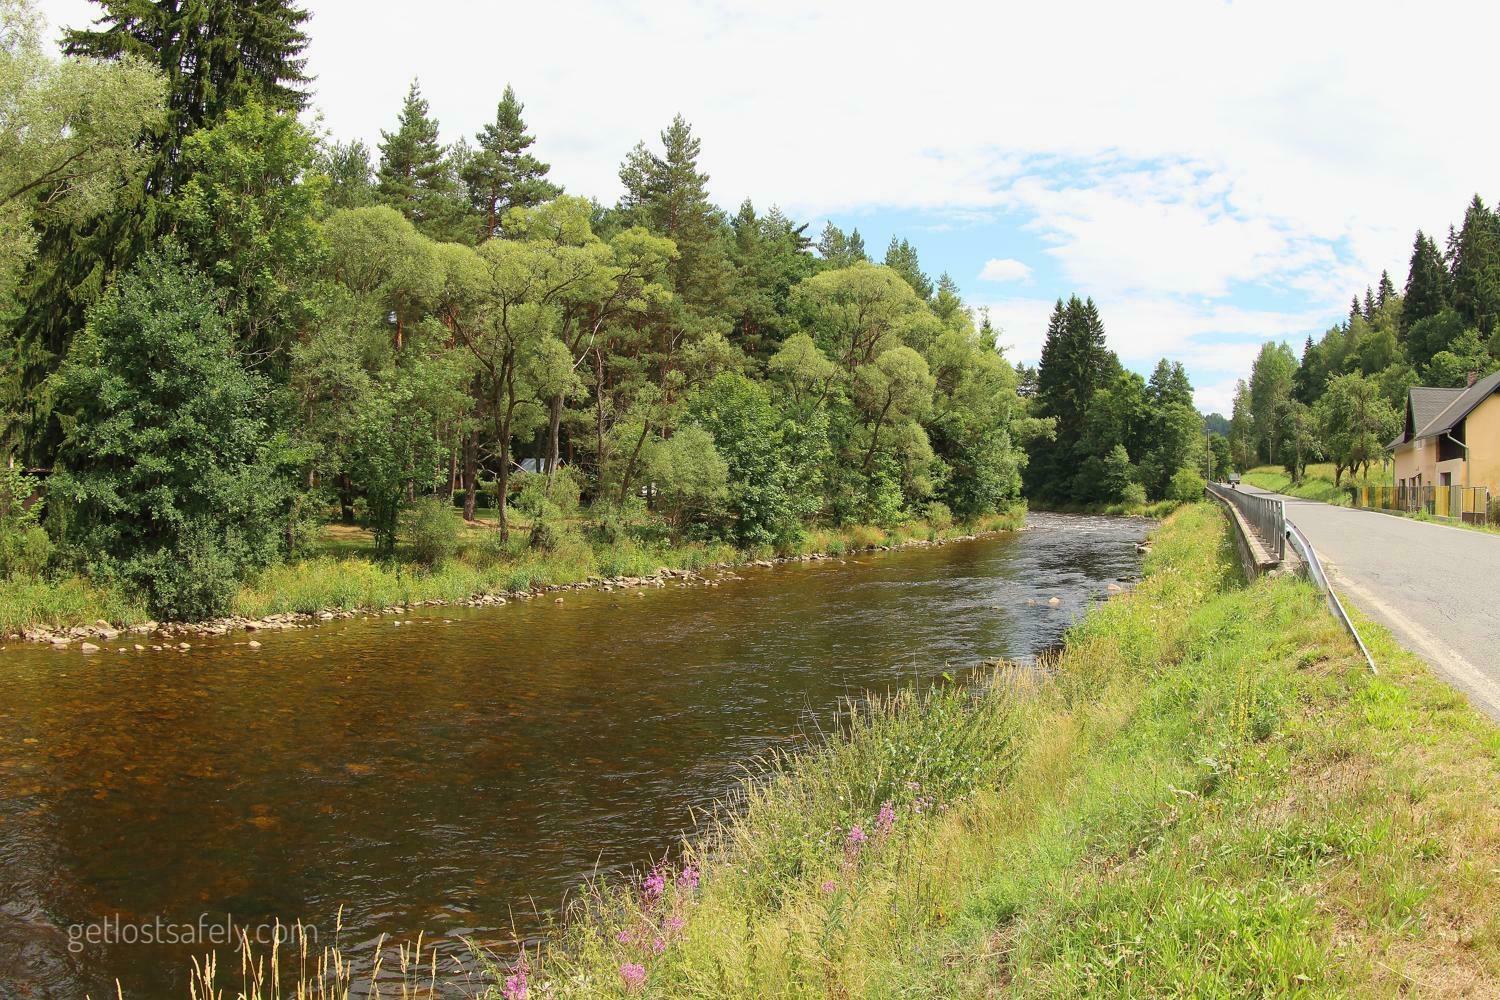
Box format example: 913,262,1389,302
493,502,1496,997
0,508,1026,635
1243,461,1392,504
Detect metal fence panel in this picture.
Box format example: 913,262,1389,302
1206,481,1285,559
1352,484,1489,525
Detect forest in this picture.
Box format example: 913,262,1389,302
1229,194,1500,484
0,0,1206,622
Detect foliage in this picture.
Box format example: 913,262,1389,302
47,248,301,618
401,496,461,567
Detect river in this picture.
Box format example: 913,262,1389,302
0,512,1151,998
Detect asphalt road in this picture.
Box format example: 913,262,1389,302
1240,485,1500,720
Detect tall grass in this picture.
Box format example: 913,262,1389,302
0,574,147,633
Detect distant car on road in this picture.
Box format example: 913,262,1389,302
1226,472,1242,489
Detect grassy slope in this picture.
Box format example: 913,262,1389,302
525,503,1500,998
0,509,1025,633
1242,461,1393,504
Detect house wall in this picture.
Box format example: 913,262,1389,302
1393,443,1420,486
1394,438,1440,486
1466,394,1500,495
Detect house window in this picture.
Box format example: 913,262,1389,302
1440,471,1452,487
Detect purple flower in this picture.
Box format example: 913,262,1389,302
847,824,867,847
876,800,896,836
676,864,700,890
820,879,837,894
665,915,685,934
642,868,667,901
615,929,633,944
502,967,528,1000
652,936,667,954
620,961,647,991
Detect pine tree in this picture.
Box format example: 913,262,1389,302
933,273,965,325
1402,230,1450,333
883,237,932,299
461,85,559,240
1448,194,1500,335
1293,336,1319,404
1031,295,1117,498
846,228,867,262
816,222,849,264
617,115,734,320
1363,286,1375,319
376,80,464,240
1349,296,1362,326
1377,270,1396,308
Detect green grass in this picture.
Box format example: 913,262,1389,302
0,574,148,634
1242,461,1392,504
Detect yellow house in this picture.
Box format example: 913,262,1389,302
1389,370,1500,497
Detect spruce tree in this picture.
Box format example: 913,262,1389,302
1448,194,1500,335
1363,286,1375,319
376,80,464,240
461,85,559,240
883,236,933,299
1377,270,1396,308
816,222,849,264
1402,230,1450,333
1031,296,1117,498
846,228,867,262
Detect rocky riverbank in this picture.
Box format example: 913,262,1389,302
6,532,997,651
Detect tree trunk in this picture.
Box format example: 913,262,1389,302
618,418,652,505
545,393,563,492
462,431,478,521
338,473,356,525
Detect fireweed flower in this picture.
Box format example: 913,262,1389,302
620,962,647,991
665,915,685,934
502,967,528,1000
876,801,896,836
652,937,667,954
820,879,837,894
676,864,700,890
847,824,867,847
642,869,667,901
615,930,633,944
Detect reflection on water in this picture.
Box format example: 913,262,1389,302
0,512,1151,998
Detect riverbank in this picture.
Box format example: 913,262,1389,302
1,508,1026,646
507,503,1497,996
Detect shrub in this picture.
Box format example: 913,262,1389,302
402,497,461,566
1121,482,1148,508
1168,467,1207,502
0,525,52,579
924,501,954,532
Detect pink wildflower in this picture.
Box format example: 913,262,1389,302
620,962,647,991
847,824,867,847
876,800,896,836
502,967,528,1000
676,864,700,890
642,868,666,901
820,879,837,894
652,936,667,954
665,915,685,934
615,929,633,944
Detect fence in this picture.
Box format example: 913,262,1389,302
1206,481,1285,559
1351,484,1490,526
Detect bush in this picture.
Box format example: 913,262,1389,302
0,525,52,579
1121,482,1148,508
402,497,461,567
1167,467,1207,502
924,501,954,532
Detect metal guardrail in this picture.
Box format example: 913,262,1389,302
1206,481,1377,675
1283,520,1378,674
1205,481,1285,559
1351,483,1490,526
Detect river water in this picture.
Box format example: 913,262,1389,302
0,512,1151,998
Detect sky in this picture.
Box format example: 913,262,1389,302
35,0,1500,414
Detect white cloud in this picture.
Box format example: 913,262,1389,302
978,258,1033,283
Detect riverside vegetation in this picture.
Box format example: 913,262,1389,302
189,504,1500,998
2,0,1209,636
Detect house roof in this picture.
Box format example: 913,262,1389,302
1390,372,1500,449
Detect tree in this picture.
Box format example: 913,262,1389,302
1423,328,1496,388
47,247,300,618
462,85,559,241
1402,230,1450,334
643,425,728,539
1406,308,1465,371
376,80,466,240
315,138,375,210
1448,195,1500,336
791,261,924,376
1028,295,1118,499
1248,340,1297,463
1208,433,1233,480
882,236,932,299
172,101,327,366
1272,398,1318,484
1315,373,1397,484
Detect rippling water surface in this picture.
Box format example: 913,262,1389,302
0,512,1151,998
